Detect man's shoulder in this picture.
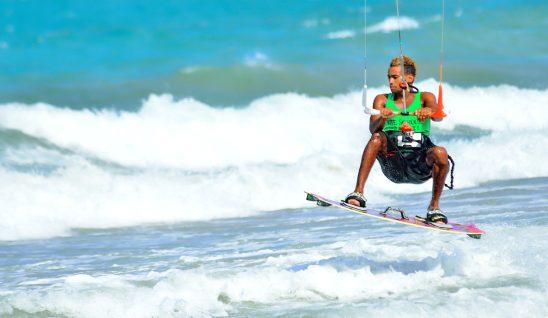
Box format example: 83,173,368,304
373,93,389,108
420,91,435,99
374,93,389,101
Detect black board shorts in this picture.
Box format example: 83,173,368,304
376,131,435,184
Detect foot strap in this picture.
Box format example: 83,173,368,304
427,210,448,224
382,207,408,220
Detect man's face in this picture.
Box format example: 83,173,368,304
387,66,414,93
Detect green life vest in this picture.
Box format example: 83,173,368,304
382,92,430,136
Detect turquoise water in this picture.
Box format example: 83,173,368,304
1,0,547,107
1,1,548,317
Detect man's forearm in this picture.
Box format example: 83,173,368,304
369,117,386,134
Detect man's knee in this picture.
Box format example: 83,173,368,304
430,146,448,166
368,133,385,148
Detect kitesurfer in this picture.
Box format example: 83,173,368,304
346,56,450,224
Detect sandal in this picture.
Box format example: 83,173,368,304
344,192,367,208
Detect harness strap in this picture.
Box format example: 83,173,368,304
444,155,455,189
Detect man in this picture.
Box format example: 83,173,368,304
345,55,450,224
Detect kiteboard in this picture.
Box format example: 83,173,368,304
305,191,485,239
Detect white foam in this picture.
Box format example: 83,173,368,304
367,16,419,34
3,227,546,317
0,265,451,317
0,81,547,240
0,93,361,170
4,80,543,170
325,29,356,39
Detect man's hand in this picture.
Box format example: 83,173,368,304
380,108,394,119
415,107,432,121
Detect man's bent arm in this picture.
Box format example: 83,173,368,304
369,95,388,133
422,92,443,122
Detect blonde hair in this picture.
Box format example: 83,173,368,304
390,55,417,76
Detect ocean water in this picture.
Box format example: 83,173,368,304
1,0,548,317
1,0,547,107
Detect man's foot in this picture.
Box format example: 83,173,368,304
426,208,448,224
344,192,367,208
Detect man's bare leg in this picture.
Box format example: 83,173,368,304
347,133,387,206
426,146,449,211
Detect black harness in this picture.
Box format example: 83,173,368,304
380,131,455,189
